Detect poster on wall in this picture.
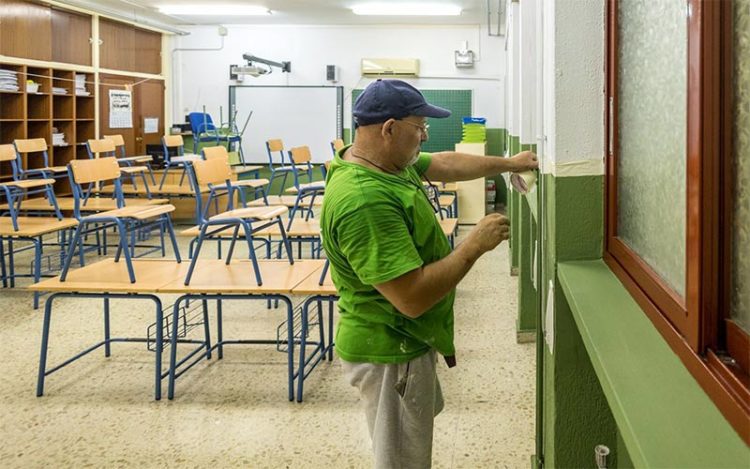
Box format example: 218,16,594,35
109,89,133,129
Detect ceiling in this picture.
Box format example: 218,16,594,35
59,0,495,28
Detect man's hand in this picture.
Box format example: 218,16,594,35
464,213,511,256
510,151,539,172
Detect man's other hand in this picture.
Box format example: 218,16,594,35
466,213,511,255
510,151,539,172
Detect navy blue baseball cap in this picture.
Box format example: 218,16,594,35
353,79,451,126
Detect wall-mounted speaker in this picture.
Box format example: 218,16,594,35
326,65,339,83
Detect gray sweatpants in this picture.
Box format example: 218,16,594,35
341,350,444,469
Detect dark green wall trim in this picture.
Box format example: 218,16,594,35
517,195,537,335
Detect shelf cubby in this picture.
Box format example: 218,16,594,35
53,95,74,119
27,94,51,120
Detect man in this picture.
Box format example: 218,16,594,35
320,79,538,469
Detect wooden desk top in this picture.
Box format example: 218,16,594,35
29,258,327,295
0,197,169,212
291,263,337,296
0,216,78,237
28,258,184,293
158,259,326,294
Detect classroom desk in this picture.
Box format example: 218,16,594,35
29,258,330,402
291,262,338,401
0,216,79,308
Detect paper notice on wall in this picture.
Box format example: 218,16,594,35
144,117,159,134
544,280,555,353
109,90,132,129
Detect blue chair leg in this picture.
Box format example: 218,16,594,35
60,224,84,281
224,225,242,264
184,224,209,285
0,237,7,288
239,222,263,285
32,238,41,309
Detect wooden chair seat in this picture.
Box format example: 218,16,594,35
209,205,288,221
438,217,459,236
438,195,456,206
285,181,325,193
215,178,269,190
118,155,152,163
0,178,55,189
33,166,68,173
85,204,176,221
180,218,319,238
248,195,324,207
120,166,148,175
171,155,201,164
232,165,263,174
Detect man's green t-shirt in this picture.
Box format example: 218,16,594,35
320,146,455,364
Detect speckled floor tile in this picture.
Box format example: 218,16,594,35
0,226,534,467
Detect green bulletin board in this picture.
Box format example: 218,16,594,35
351,89,472,152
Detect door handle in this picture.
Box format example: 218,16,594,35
135,136,143,142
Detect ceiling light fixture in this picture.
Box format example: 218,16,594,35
157,4,271,16
352,3,462,16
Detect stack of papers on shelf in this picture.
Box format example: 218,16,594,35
74,74,89,96
52,87,68,95
51,128,68,146
0,69,19,92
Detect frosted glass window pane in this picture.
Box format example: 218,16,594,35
731,0,750,334
616,0,687,297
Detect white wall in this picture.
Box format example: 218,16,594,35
169,23,506,157
542,0,605,175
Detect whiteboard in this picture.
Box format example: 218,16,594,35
229,85,343,164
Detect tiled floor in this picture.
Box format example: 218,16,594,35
0,226,535,468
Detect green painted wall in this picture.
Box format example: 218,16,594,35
537,173,617,468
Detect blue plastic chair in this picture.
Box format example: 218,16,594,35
188,112,220,155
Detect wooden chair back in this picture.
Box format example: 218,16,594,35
0,144,16,162
289,146,312,164
103,134,125,146
87,138,117,155
266,139,284,152
192,156,232,186
14,138,47,154
331,139,345,152
163,135,184,148
202,145,230,161
69,157,122,185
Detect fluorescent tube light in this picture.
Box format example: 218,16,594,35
158,4,271,16
352,3,462,16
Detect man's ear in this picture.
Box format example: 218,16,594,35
381,119,396,141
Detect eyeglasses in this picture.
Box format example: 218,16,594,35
397,119,430,135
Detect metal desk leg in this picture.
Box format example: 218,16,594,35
36,293,56,397
103,297,111,357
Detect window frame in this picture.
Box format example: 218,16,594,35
605,0,749,443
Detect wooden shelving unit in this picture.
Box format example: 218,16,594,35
0,63,96,190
